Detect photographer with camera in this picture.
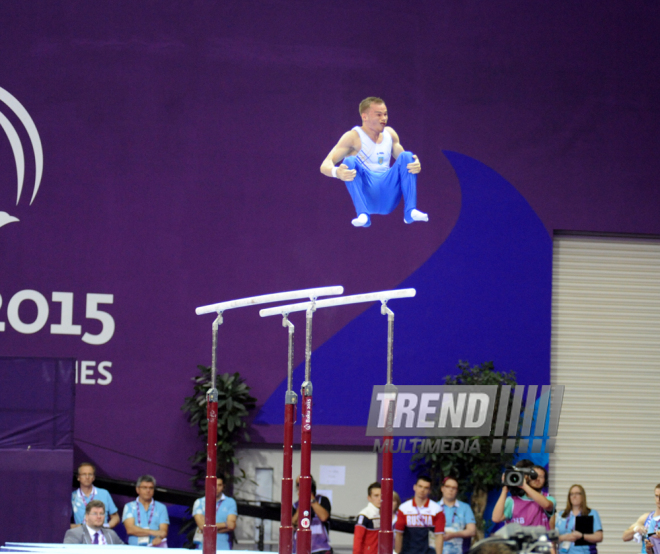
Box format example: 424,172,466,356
491,460,555,530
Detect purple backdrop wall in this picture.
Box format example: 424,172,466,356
1,0,659,494
0,358,74,544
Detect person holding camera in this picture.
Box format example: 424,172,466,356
292,475,332,554
491,460,555,530
622,483,660,554
555,484,603,554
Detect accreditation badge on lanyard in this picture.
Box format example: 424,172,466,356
438,501,462,550
559,513,575,553
446,513,463,547
136,499,156,545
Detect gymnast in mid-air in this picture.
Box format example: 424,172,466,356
320,96,429,228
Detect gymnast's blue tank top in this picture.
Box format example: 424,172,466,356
352,126,392,173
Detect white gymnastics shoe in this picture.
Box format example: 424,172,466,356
351,213,371,227
405,209,429,223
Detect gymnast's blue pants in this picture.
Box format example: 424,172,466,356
343,151,418,224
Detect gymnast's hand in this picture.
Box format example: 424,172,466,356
337,164,357,182
407,155,421,174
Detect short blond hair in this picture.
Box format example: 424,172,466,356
78,462,95,475
359,97,385,115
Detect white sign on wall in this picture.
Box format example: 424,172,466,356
319,465,345,486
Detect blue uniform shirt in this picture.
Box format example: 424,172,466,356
193,494,238,550
439,500,476,554
71,487,118,525
555,509,602,554
122,499,170,546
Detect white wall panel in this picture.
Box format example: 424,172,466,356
550,235,660,554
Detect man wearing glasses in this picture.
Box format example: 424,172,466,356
438,478,476,554
64,500,124,544
122,475,170,546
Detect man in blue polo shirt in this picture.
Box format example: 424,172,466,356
193,474,238,550
70,462,119,529
122,475,170,546
438,478,476,554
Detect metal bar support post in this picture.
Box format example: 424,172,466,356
280,314,297,554
195,287,343,554
203,312,223,554
296,301,316,554
378,302,397,554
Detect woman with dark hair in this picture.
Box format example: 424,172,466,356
555,485,603,554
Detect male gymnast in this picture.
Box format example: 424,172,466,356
320,97,428,227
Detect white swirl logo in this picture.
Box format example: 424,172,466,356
0,86,44,229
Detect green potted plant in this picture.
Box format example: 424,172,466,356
182,366,257,490
412,360,517,540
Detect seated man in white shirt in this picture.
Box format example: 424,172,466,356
64,500,124,544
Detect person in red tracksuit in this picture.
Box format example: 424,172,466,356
354,483,382,554
395,476,445,554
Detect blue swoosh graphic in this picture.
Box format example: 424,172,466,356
256,151,552,426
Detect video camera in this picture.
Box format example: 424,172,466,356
469,523,558,554
503,466,538,490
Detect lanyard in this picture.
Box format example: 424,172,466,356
136,498,156,528
440,500,459,526
567,512,577,532
413,499,430,526
216,497,224,514
78,487,97,505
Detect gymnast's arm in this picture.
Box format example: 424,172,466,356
387,127,421,174
320,131,358,181
623,512,650,541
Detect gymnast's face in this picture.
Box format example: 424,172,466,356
362,103,388,133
